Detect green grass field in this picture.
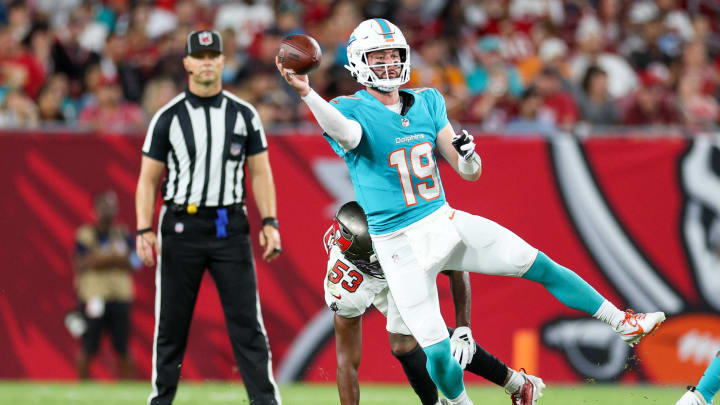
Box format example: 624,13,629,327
0,381,685,404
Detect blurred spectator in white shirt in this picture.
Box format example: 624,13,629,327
570,16,638,98
214,0,274,50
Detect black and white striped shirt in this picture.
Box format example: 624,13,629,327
142,89,267,207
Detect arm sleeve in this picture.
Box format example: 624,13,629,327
142,108,173,162
303,90,362,151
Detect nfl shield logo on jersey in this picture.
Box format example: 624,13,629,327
175,222,184,233
230,143,241,157
401,118,410,127
199,31,213,46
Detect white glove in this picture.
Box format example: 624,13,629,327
450,326,476,369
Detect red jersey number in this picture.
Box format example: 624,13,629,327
328,260,364,292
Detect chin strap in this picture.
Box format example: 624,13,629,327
371,84,399,93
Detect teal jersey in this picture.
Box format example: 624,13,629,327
324,88,450,234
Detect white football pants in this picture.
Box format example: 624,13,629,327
371,205,538,347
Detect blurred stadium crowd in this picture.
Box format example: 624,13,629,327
1,0,720,134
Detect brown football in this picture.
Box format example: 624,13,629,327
278,34,322,75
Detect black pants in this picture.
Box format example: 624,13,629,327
82,301,131,356
149,206,280,405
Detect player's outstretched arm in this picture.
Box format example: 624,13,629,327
334,314,363,405
275,56,362,150
437,123,482,181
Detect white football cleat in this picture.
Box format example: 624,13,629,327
510,369,545,405
613,310,666,347
676,387,710,405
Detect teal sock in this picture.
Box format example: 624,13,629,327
522,251,605,315
423,338,465,399
697,353,720,403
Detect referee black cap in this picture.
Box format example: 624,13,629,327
186,30,222,56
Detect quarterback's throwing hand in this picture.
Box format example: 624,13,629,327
451,130,477,161
450,326,476,369
275,56,310,97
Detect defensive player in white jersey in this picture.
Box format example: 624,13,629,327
325,201,545,405
277,18,666,404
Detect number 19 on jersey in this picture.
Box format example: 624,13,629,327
389,141,441,206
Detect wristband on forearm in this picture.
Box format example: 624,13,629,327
137,227,152,236
262,217,279,229
458,153,482,175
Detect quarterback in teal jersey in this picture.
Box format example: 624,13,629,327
324,87,450,234
277,18,666,405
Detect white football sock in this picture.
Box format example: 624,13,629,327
448,390,473,405
593,300,626,328
504,369,525,395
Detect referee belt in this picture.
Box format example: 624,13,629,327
166,203,244,217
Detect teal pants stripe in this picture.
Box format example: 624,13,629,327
522,251,604,315
423,339,464,399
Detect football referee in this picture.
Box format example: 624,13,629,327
135,30,282,405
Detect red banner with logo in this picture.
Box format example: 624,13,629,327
1,132,718,384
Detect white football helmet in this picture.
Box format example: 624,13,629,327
345,18,411,92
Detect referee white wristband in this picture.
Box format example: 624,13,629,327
458,153,482,175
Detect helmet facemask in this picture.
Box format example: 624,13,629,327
344,19,411,92
354,46,410,92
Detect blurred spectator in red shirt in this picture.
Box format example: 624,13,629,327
78,75,144,133
0,25,46,99
677,71,719,128
672,40,717,97
23,22,53,83
535,67,578,130
622,70,679,125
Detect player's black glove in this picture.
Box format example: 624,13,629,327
451,130,477,161
452,130,482,175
